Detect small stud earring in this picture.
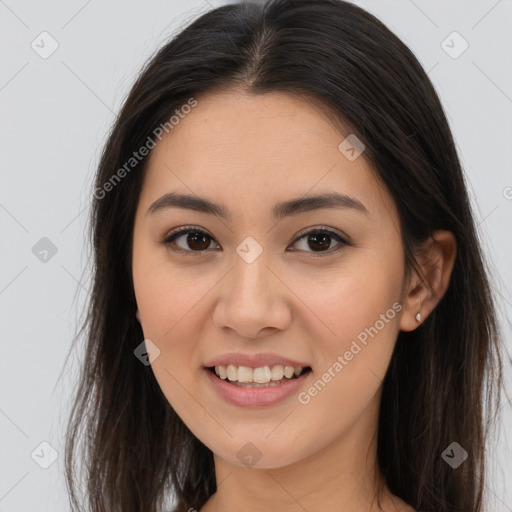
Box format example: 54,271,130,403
416,312,422,322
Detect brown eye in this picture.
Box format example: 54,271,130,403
162,226,219,254
161,225,349,258
289,227,349,257
306,232,331,251
182,231,212,251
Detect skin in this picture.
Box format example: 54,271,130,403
132,89,456,512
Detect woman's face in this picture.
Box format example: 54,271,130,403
132,89,409,469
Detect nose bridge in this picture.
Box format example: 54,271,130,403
231,236,274,304
213,236,290,337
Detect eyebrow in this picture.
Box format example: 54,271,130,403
146,191,369,220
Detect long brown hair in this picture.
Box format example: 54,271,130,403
63,1,506,511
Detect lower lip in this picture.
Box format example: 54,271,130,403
204,367,311,407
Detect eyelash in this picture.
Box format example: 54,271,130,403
160,225,350,258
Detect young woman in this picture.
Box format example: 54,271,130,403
64,1,506,511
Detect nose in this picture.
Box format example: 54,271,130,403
212,247,292,339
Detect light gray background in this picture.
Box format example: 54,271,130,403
0,1,511,511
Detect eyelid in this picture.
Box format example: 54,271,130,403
161,224,350,257
293,225,349,243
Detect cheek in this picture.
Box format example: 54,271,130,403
133,273,208,383
132,243,210,339
132,256,212,419
303,251,403,389
294,275,402,441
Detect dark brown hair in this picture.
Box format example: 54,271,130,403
63,1,505,511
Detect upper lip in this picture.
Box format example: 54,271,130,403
204,352,310,369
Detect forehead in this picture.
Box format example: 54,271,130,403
152,89,353,169
140,89,395,223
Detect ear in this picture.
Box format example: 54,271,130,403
135,309,141,323
399,230,457,332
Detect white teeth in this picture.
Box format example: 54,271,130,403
283,366,295,379
213,364,305,383
237,366,253,383
226,364,238,382
253,366,272,383
270,365,284,381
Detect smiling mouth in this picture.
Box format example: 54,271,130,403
206,366,312,388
